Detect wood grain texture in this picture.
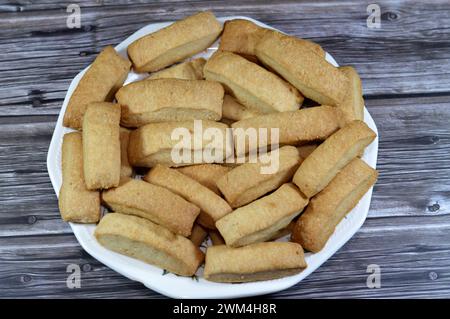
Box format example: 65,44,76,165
367,95,450,218
1,96,448,238
1,0,450,117
0,0,449,298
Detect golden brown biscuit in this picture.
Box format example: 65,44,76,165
128,120,231,167
231,106,339,156
175,164,232,195
208,230,225,245
220,21,325,61
119,127,133,180
293,120,376,198
204,51,303,113
338,66,365,124
102,179,200,237
116,79,224,127
292,158,378,252
147,58,206,80
58,132,100,223
222,94,261,121
216,183,308,247
82,103,121,190
189,223,208,246
63,46,131,129
204,242,306,283
255,31,349,106
216,146,302,208
127,11,222,72
144,165,232,229
95,213,204,276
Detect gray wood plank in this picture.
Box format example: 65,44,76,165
0,116,71,237
274,215,450,298
1,95,449,237
1,0,450,117
367,95,450,218
0,0,201,12
1,215,449,298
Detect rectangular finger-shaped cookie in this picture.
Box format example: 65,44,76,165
58,132,100,223
102,179,199,237
144,165,232,229
338,66,365,124
222,94,261,121
127,11,222,73
175,164,232,195
147,58,206,80
116,79,224,127
95,213,204,276
231,105,340,156
255,30,349,106
216,146,302,208
63,46,131,129
204,242,307,283
292,158,378,252
204,51,303,113
293,120,376,198
216,183,308,247
265,30,326,59
218,19,268,62
82,103,121,190
128,120,231,167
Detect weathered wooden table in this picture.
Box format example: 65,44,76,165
1,0,449,298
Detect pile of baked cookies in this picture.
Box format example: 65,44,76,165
58,11,378,283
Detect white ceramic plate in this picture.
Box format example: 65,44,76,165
47,16,379,299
